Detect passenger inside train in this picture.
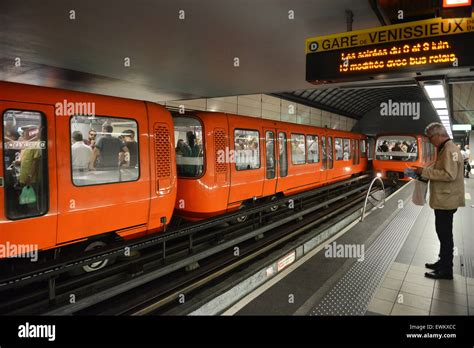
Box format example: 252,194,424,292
173,116,204,177
69,115,139,186
2,110,48,219
375,135,418,162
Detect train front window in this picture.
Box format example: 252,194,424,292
70,115,140,186
3,110,49,220
234,129,260,170
375,136,418,162
174,117,204,177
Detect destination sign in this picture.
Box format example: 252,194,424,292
306,15,474,83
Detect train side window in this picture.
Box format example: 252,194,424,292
328,137,333,169
354,140,360,165
360,139,367,158
343,139,350,160
3,110,49,220
306,135,319,163
265,131,275,179
234,129,260,170
70,115,140,186
174,116,204,177
278,132,288,177
291,133,306,165
321,136,327,170
335,138,343,161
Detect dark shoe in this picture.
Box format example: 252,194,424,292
424,270,453,280
425,260,442,270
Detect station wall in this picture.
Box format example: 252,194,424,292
165,94,358,132
352,101,440,136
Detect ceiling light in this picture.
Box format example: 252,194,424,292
432,100,448,109
424,85,445,99
436,109,449,116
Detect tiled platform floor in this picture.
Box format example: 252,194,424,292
367,178,474,316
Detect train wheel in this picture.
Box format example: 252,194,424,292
229,205,249,224
69,240,116,275
268,195,279,212
82,241,111,272
236,212,248,223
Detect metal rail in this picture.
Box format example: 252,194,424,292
0,174,370,290
0,174,375,314
43,183,371,315
361,176,385,221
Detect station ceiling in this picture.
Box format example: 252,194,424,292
0,0,380,101
1,0,473,128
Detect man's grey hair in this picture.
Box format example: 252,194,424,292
424,122,449,137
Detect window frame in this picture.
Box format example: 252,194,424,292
360,139,367,158
327,136,334,169
374,136,419,162
335,137,344,161
321,135,327,170
173,114,206,179
343,138,351,160
278,131,288,177
234,128,261,171
290,133,306,165
265,130,276,179
306,134,319,164
2,109,50,220
69,114,141,187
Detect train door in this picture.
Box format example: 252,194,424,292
262,128,277,197
0,102,58,253
352,139,360,166
320,135,327,182
55,105,151,244
275,130,289,192
228,117,264,203
324,135,335,180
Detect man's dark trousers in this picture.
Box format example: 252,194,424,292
434,209,457,272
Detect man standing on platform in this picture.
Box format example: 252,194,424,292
414,123,465,280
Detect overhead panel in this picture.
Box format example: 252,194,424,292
305,14,474,84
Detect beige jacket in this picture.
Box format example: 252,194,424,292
421,140,465,210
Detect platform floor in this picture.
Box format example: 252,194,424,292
231,178,474,316
366,178,474,316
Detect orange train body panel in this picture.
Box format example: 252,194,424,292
0,81,177,257
372,133,437,181
174,112,368,220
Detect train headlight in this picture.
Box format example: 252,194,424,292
376,172,382,178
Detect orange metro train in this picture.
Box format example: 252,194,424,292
0,81,369,265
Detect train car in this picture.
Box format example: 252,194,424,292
1,82,177,268
372,133,436,182
173,112,368,221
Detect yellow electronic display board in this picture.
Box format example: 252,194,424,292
306,15,474,54
306,15,474,83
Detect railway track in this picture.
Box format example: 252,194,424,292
0,173,396,315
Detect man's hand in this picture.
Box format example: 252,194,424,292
413,166,424,175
